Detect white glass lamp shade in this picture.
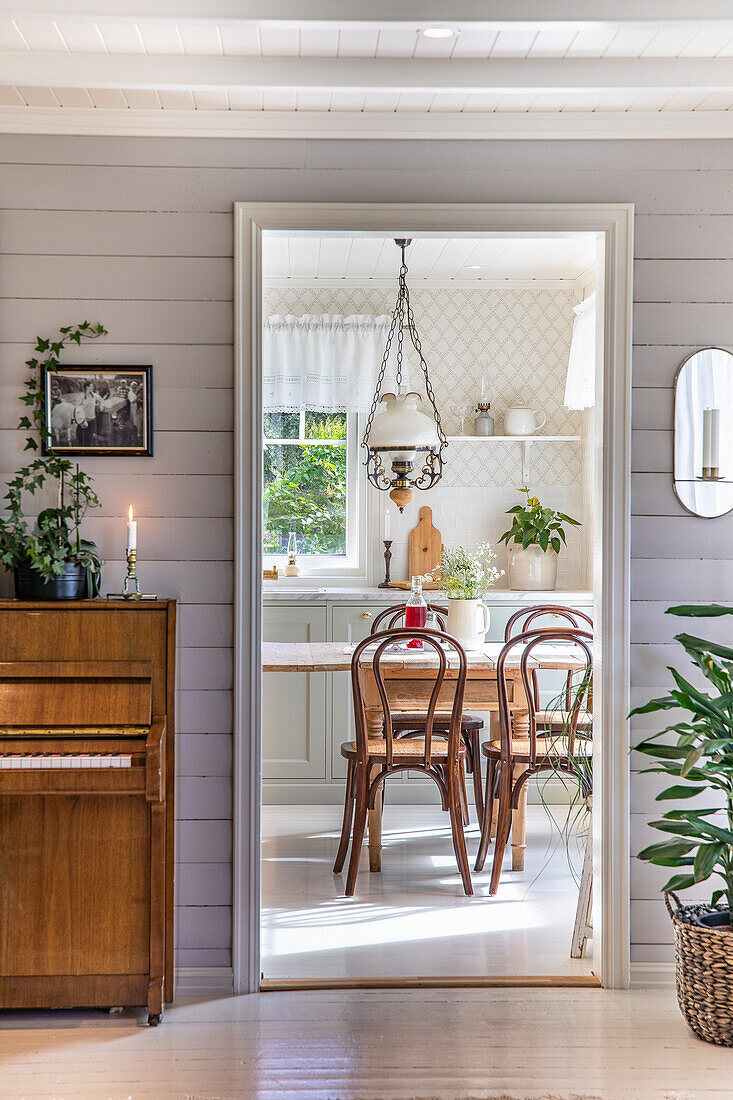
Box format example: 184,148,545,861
368,392,440,463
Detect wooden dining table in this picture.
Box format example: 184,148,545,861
262,639,586,876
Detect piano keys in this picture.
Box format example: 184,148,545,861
0,753,134,768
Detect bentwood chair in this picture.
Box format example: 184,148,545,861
370,604,485,819
334,627,473,897
505,605,593,735
475,627,593,896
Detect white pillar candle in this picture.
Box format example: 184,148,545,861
127,505,137,552
703,407,720,472
384,508,391,541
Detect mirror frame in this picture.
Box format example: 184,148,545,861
673,346,733,520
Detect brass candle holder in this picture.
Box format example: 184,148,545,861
107,547,158,601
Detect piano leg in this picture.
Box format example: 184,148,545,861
147,801,166,1026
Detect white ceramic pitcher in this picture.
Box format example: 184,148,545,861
503,407,547,436
446,598,490,651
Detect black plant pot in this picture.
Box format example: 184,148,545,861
695,909,732,930
13,561,88,600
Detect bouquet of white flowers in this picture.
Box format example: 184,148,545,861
437,543,503,600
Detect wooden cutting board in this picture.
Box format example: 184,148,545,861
405,505,442,587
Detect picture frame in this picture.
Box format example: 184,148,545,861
42,365,153,457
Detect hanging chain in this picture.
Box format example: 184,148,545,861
362,239,447,490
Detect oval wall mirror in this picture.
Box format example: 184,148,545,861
674,347,733,518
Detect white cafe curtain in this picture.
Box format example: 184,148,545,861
263,313,390,413
564,293,596,411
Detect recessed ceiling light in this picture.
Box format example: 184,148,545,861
464,264,485,270
422,27,457,39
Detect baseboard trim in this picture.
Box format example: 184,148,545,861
175,967,234,997
260,974,601,991
630,963,675,987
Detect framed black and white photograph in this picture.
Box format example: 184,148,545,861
42,365,153,456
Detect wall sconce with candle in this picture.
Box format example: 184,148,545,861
674,348,733,519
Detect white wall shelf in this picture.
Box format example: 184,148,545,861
445,435,581,484
445,435,580,442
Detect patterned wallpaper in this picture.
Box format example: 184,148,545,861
263,284,589,586
263,285,581,439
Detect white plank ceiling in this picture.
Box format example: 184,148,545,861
262,235,597,285
2,5,733,137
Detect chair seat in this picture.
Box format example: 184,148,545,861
341,738,468,761
391,712,484,733
481,736,592,762
535,709,592,728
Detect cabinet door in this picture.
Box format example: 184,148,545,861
330,604,379,779
262,604,327,780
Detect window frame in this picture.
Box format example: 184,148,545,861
262,409,368,580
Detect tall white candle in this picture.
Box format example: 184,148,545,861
703,407,720,472
127,505,137,552
384,508,391,541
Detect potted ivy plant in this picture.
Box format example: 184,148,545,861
632,603,733,1046
498,487,581,591
436,543,503,650
0,322,106,600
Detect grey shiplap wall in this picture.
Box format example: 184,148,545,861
2,134,733,968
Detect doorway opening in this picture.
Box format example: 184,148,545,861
234,204,633,994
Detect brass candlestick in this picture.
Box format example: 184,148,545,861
122,548,141,597
378,539,394,588
107,546,158,601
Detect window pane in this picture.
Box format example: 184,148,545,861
263,441,347,556
264,411,299,440
304,410,347,441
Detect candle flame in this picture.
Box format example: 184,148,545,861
128,505,134,522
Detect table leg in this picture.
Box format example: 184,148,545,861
365,707,384,873
511,710,530,871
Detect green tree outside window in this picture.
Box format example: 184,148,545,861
263,411,348,556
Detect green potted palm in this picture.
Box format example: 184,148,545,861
498,487,581,591
0,323,106,599
632,603,733,1045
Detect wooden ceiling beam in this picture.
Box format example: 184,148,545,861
0,1,730,25
2,52,733,92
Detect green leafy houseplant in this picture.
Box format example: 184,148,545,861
437,543,503,599
632,603,733,917
498,486,581,554
0,322,107,598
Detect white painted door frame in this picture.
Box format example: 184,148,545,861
233,201,634,994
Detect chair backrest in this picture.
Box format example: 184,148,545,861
504,604,593,642
371,603,448,634
504,606,593,709
496,627,593,764
351,628,467,770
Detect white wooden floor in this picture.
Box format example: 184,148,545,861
261,803,594,980
0,987,725,1099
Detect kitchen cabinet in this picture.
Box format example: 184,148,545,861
262,604,327,780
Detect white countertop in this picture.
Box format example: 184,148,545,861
262,585,592,604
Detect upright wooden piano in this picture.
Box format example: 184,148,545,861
0,600,176,1025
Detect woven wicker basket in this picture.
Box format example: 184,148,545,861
666,891,733,1045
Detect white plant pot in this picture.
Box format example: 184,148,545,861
507,545,558,591
446,598,490,650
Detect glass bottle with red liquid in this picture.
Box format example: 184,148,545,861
404,575,427,648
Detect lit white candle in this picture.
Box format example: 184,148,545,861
384,508,391,541
127,505,137,552
703,407,720,473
